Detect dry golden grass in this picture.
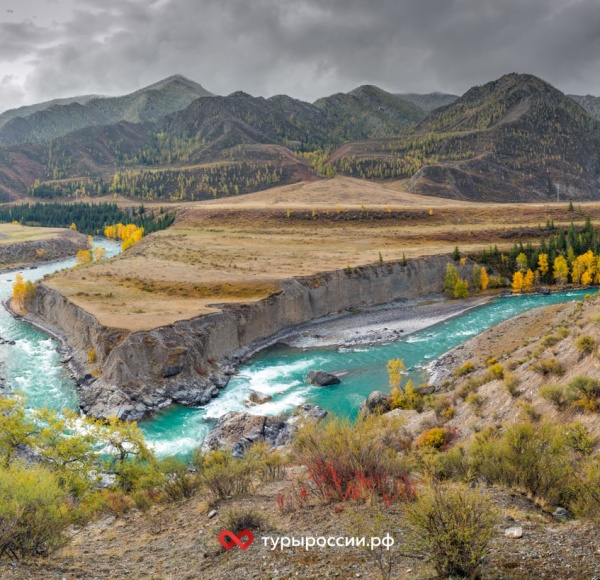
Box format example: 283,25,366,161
42,179,600,332
0,223,65,244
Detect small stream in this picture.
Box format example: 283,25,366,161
0,249,591,458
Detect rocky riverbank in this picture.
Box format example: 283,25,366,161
26,254,476,421
0,230,88,269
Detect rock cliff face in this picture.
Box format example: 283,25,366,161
28,255,468,420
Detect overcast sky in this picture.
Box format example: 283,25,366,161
1,0,600,111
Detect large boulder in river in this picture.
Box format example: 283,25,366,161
245,391,273,406
201,404,328,458
359,391,392,415
307,370,341,386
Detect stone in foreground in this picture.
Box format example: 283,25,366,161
504,526,523,539
359,391,392,415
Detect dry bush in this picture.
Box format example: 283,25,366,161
470,422,576,505
531,357,565,376
192,449,255,499
246,442,288,483
223,508,267,535
159,457,201,501
0,463,73,559
405,482,497,580
540,384,568,411
293,415,415,504
567,375,600,412
575,335,595,354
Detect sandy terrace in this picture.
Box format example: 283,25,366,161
40,178,600,332
0,223,65,244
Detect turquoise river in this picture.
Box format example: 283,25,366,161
0,247,592,457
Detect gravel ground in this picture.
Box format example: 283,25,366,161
279,293,491,349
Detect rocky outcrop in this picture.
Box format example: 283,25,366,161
246,391,273,405
201,404,328,457
307,370,341,386
0,231,88,267
360,391,392,415
27,255,473,420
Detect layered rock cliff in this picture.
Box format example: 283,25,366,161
28,255,469,420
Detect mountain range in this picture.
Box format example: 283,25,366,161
0,73,599,203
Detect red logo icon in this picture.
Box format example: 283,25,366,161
218,529,255,551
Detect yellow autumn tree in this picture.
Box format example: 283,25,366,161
387,358,420,410
104,223,144,251
571,250,596,285
523,268,535,292
515,252,528,273
480,267,489,290
93,247,106,262
69,223,77,231
76,250,92,265
538,253,549,277
553,255,569,286
512,271,524,293
12,274,35,311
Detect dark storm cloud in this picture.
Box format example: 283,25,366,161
2,0,600,109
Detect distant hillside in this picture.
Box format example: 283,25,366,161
3,74,600,204
570,94,600,121
0,95,101,129
398,91,458,113
331,74,600,202
0,85,424,202
314,85,426,141
0,75,213,146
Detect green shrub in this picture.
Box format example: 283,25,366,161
470,422,575,505
159,457,200,501
541,333,561,347
433,397,455,420
572,456,600,520
563,423,595,455
456,373,493,400
504,372,519,397
518,402,541,422
465,393,483,411
531,357,565,376
405,483,497,580
424,445,474,483
540,384,568,411
575,335,595,354
0,463,72,559
192,450,255,499
566,375,600,412
246,442,288,483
